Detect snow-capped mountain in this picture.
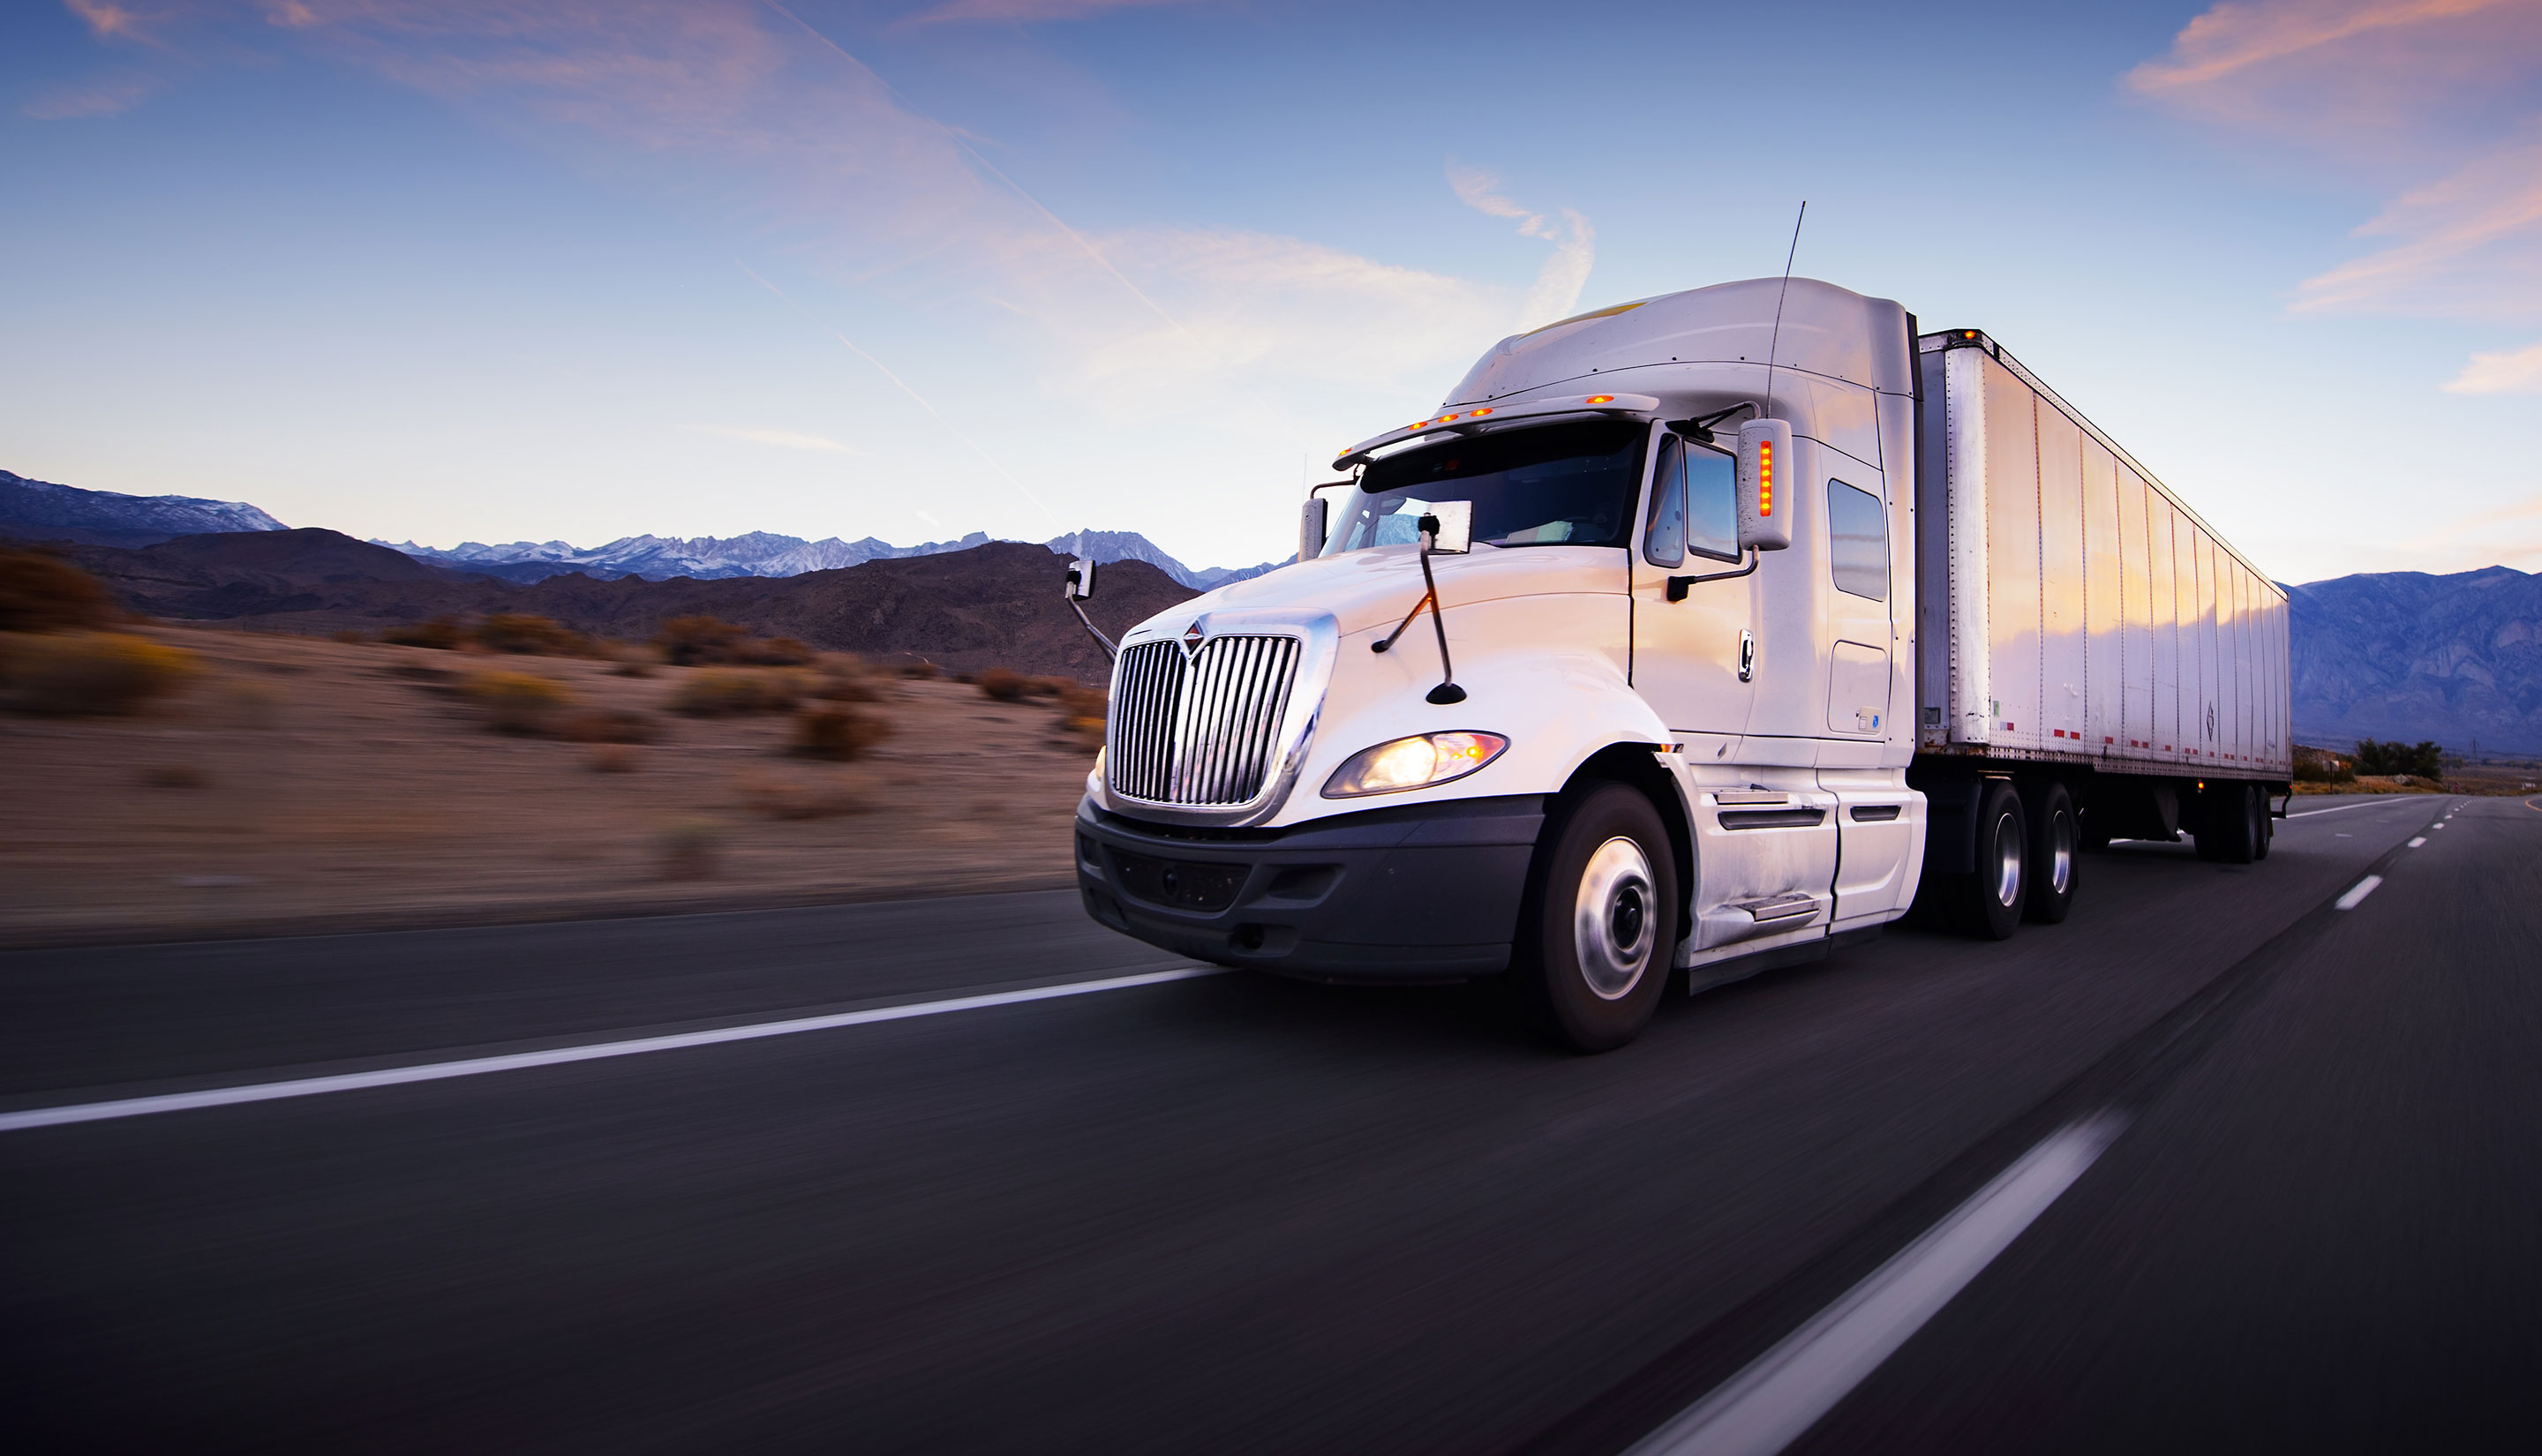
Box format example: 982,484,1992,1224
381,530,997,583
385,527,1282,590
1,470,288,546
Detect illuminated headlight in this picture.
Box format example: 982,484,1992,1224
1321,732,1508,799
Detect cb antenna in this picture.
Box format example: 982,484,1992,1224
1764,200,1806,418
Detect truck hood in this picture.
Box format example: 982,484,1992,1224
1158,544,1627,638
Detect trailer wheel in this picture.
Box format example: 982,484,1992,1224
2196,782,2260,866
2024,782,2079,924
2253,796,2274,861
1513,783,1679,1054
1947,780,2027,940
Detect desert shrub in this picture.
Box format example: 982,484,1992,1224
2355,739,2442,780
897,659,940,679
792,705,891,761
732,635,816,666
1056,684,1108,750
477,613,591,657
462,670,576,733
977,666,1029,702
655,615,749,666
383,617,465,650
3,632,199,716
809,654,883,702
0,547,121,634
1027,675,1072,699
669,669,804,716
551,708,656,744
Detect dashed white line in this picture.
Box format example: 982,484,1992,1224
2286,799,2425,819
2409,837,2426,848
1625,1116,2128,1456
2335,876,2384,911
0,966,1224,1134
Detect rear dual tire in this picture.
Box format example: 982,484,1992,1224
2195,782,2267,866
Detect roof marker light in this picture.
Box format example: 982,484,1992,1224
1470,407,1494,417
1585,394,1615,405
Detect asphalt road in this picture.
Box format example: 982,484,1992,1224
4,792,2535,1453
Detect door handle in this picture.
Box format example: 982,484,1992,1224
1739,629,1755,683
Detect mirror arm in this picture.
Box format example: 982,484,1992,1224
1369,518,1467,705
1666,549,1759,603
1066,598,1117,661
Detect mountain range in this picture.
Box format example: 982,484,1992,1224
7,470,2537,751
0,468,1275,591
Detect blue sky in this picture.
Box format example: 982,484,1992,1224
4,0,2537,581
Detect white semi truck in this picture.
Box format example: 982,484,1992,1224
1067,277,2290,1051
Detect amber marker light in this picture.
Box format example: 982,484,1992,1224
1470,407,1494,417
1584,394,1615,404
1757,438,1775,516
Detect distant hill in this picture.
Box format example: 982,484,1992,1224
0,470,287,546
56,532,1194,683
2289,565,2542,755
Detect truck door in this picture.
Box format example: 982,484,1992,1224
1631,430,1755,747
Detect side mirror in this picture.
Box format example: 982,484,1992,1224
1422,499,1473,554
1737,418,1794,552
1298,498,1327,563
1063,558,1096,599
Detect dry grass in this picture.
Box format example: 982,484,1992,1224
462,670,577,734
2,632,200,716
0,625,1104,945
670,669,806,717
0,547,122,634
792,705,890,761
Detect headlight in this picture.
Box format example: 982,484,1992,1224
1321,732,1508,799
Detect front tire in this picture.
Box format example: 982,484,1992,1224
1514,783,1680,1053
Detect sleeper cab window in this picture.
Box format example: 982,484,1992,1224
1643,432,1740,568
1827,478,1888,601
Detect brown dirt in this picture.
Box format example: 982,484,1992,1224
0,625,1104,949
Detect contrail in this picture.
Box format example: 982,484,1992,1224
737,263,1060,529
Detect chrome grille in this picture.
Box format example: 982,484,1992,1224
1108,634,1303,807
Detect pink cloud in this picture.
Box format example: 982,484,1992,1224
22,69,162,118
2130,0,2542,326
899,0,1204,25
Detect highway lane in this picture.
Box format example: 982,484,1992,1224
3,792,2513,1452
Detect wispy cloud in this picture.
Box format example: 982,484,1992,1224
1446,161,1595,330
2130,0,2542,343
62,0,173,45
900,0,1203,26
2447,338,2542,392
21,69,161,118
688,425,861,454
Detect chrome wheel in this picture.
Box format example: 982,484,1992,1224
2046,811,2075,897
1574,836,1657,1001
1992,813,2025,909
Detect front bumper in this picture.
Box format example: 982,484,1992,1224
1074,793,1547,980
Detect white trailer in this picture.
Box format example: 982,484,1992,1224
1068,278,2290,1050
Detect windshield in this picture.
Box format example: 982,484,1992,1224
1321,420,1648,555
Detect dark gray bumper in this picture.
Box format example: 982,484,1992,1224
1073,793,1547,980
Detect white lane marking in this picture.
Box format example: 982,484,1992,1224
2336,876,2384,911
2287,799,2427,818
2409,837,2427,848
2435,822,2447,829
0,966,1224,1134
1625,1116,2127,1456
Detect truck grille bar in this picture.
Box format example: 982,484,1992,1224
1108,634,1303,808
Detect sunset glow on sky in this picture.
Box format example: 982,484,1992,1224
4,0,2538,580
